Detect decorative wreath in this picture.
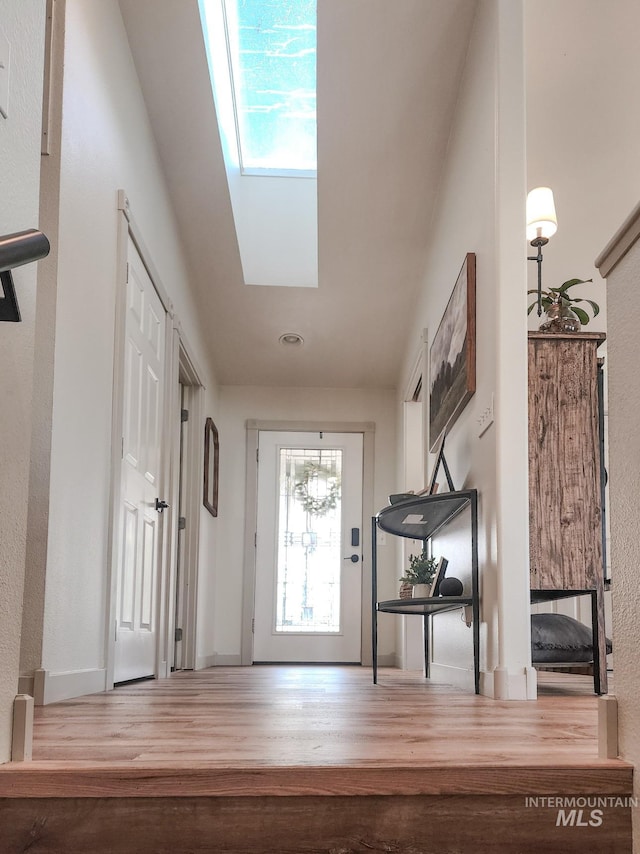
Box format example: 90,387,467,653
294,462,341,516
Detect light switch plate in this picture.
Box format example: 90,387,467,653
477,393,494,437
0,32,10,119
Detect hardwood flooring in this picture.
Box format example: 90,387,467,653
0,666,633,853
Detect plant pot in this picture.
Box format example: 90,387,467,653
539,300,581,333
399,580,413,600
412,584,431,599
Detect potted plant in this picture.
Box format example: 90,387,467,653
528,278,600,332
400,552,438,599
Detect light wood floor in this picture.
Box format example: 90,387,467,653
30,666,615,765
0,667,633,854
0,665,631,796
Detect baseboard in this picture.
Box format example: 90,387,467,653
11,695,33,761
196,653,243,669
214,654,242,666
490,666,537,700
428,662,478,694
18,676,34,696
35,668,107,705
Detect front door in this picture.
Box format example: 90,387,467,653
253,431,363,662
114,237,166,683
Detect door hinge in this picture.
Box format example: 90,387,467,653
125,262,129,283
121,437,124,459
175,627,183,642
178,516,186,531
181,408,189,423
251,618,255,634
256,448,259,463
254,532,257,548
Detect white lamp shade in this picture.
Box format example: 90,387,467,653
526,187,557,241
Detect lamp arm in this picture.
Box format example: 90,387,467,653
527,239,547,317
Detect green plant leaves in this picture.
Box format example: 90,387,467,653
571,298,600,317
526,277,599,323
571,306,590,325
400,553,439,585
557,277,592,292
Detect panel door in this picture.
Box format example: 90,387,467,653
114,237,166,683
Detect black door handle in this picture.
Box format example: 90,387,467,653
155,498,170,513
343,554,360,563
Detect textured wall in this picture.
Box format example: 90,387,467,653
603,234,640,851
0,0,45,761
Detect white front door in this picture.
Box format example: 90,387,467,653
114,237,166,683
253,431,363,662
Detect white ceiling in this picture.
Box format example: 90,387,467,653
119,0,477,389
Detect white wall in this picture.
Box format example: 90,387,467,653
398,0,531,697
28,0,220,692
525,0,640,333
0,0,45,761
525,1,640,636
213,385,396,662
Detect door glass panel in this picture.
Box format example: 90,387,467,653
276,448,342,633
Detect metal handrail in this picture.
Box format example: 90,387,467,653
0,229,50,273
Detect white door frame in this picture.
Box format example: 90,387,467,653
106,191,203,687
169,345,205,671
241,420,375,666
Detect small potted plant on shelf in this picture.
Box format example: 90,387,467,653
400,553,438,599
527,277,599,333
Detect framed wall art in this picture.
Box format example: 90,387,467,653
203,417,219,517
429,253,476,451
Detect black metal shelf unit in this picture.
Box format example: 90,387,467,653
371,489,480,693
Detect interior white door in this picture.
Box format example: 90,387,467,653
114,237,166,683
253,431,363,662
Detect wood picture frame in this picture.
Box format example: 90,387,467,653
429,253,476,451
203,417,219,517
429,556,449,597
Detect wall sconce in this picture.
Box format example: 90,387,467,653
0,229,50,322
526,187,557,316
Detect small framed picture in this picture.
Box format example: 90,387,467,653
203,417,219,517
429,556,449,597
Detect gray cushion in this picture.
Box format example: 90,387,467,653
531,613,612,664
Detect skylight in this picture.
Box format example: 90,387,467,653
224,0,317,175
200,0,318,287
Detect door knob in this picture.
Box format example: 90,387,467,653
155,498,170,513
344,554,360,563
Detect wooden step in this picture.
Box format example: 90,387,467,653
0,667,632,852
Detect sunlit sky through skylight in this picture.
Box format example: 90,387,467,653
225,0,317,173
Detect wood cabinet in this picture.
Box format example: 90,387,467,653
528,332,607,692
